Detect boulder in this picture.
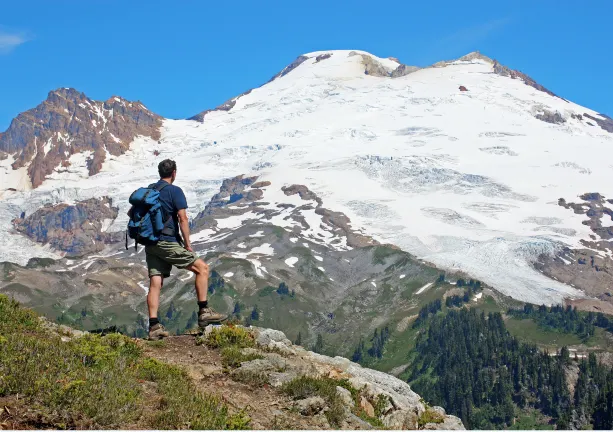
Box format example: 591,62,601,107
383,408,420,430
424,415,465,430
294,396,326,416
336,386,354,408
359,396,375,417
254,328,293,347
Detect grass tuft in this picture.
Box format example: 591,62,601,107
418,407,445,427
203,325,255,349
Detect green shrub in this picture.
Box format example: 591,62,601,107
281,376,348,427
418,407,444,427
204,325,255,349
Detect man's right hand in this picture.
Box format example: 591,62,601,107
185,244,194,252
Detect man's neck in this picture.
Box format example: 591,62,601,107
161,177,173,184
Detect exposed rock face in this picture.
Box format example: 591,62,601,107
390,63,420,78
535,109,566,124
191,54,312,122
189,89,253,122
536,193,613,311
12,196,121,256
0,88,162,188
191,174,261,230
349,51,391,77
459,86,468,92
268,55,310,82
315,53,332,63
191,174,378,248
234,327,465,430
281,184,379,248
492,60,562,100
583,112,613,133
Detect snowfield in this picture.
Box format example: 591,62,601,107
1,50,612,304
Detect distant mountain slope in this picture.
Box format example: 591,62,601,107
1,49,612,311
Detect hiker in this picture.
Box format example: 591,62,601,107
128,159,226,340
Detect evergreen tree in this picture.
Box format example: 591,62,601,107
295,331,302,346
313,333,324,354
250,306,259,321
277,282,289,295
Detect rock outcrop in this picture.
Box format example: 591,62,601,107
231,327,465,430
492,59,563,100
12,196,121,256
535,193,613,312
535,109,566,124
583,112,613,133
189,89,253,122
0,88,162,188
349,51,392,77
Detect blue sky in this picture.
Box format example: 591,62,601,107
1,0,611,130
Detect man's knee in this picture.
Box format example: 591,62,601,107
149,275,163,290
190,259,209,276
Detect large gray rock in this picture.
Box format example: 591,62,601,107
254,327,293,347
294,396,326,416
336,386,354,408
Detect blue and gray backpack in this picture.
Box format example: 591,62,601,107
126,183,170,250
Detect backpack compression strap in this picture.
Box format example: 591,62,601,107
150,182,175,238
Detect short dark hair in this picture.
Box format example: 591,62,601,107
158,159,177,178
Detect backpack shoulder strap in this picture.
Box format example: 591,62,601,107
152,182,170,192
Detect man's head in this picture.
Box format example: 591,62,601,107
158,159,177,183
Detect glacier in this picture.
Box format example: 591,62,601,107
1,49,612,305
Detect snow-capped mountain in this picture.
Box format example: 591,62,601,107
1,49,612,309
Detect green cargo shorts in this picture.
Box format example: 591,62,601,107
145,241,199,278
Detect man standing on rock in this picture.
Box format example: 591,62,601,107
132,159,226,340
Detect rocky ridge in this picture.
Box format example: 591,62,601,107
32,318,463,430
231,326,464,429
0,88,162,188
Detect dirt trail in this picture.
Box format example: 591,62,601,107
140,335,333,430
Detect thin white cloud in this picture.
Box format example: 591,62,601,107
439,18,510,48
0,30,29,54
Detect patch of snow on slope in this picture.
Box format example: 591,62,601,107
285,256,299,267
224,272,234,278
416,282,434,295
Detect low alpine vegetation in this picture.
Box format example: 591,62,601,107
0,295,249,429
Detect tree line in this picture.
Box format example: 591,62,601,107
407,308,613,429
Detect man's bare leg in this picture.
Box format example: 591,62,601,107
147,275,169,339
186,258,209,302
186,258,227,327
148,275,163,319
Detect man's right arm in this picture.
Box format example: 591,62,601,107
177,209,192,251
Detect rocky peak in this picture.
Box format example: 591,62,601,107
0,88,162,188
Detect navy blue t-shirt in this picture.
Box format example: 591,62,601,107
153,179,188,242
